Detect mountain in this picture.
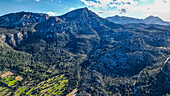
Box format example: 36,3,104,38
143,16,170,25
106,15,142,24
0,7,169,96
0,11,49,28
106,15,170,25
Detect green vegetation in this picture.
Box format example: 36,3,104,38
0,10,169,96
0,40,32,73
26,87,35,96
2,77,18,86
0,26,84,95
15,87,27,96
0,86,12,96
30,75,68,95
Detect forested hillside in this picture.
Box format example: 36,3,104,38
0,8,169,96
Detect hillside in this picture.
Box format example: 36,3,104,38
0,8,169,96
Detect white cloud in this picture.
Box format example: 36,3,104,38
81,0,139,13
81,0,170,21
35,0,40,2
46,11,57,16
125,0,170,21
81,0,114,8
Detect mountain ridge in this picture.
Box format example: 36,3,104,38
0,7,169,96
106,15,170,25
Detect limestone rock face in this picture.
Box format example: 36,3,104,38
0,34,6,41
6,34,16,47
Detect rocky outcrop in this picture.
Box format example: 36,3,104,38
0,31,28,47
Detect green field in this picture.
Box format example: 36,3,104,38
2,77,18,86
0,86,12,96
15,87,27,96
26,75,68,95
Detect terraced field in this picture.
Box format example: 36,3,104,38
15,87,27,96
0,74,68,96
0,86,12,96
2,77,18,87
26,75,68,95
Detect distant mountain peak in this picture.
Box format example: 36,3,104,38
142,15,170,25
146,15,158,18
146,15,156,18
106,15,170,25
144,15,162,21
106,15,142,24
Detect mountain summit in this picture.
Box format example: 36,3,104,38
143,15,170,25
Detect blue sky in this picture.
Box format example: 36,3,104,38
0,0,170,21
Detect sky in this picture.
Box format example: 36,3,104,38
0,0,170,21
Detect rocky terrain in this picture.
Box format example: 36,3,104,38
0,7,169,96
